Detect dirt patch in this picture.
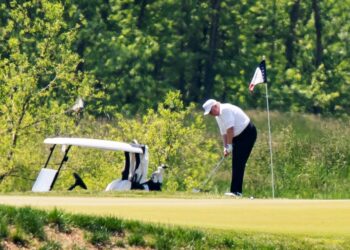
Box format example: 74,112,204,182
1,226,154,250
44,226,93,249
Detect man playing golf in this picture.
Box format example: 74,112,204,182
203,99,257,197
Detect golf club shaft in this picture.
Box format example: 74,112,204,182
199,157,225,189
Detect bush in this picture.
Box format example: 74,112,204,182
113,91,219,191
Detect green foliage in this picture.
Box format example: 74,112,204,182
15,206,46,240
127,233,146,247
88,228,110,246
0,0,95,186
112,91,219,191
244,111,350,198
10,226,28,247
50,0,349,116
0,217,9,239
1,93,349,198
153,227,205,250
0,0,349,198
0,205,349,249
34,91,218,192
71,214,123,234
47,208,71,233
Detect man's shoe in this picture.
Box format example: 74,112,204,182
224,192,242,197
233,192,242,197
224,192,235,196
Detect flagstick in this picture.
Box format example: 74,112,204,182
265,83,275,199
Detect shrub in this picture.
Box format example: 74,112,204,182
114,91,219,191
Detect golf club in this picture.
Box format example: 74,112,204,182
192,156,225,193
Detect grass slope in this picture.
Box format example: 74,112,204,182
1,193,350,249
0,203,349,249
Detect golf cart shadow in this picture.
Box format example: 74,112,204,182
31,137,167,192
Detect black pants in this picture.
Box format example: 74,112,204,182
231,122,257,193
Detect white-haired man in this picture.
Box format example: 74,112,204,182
203,99,257,197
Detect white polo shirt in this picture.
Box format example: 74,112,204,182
215,103,250,136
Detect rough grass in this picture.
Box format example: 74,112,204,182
0,110,349,199
204,110,350,198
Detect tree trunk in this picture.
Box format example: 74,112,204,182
312,0,323,67
285,0,300,68
270,0,277,64
7,96,30,161
136,0,148,29
204,0,221,99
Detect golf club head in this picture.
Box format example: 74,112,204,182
192,188,200,193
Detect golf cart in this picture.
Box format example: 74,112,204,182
32,137,166,192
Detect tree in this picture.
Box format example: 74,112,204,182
0,0,93,182
203,0,221,99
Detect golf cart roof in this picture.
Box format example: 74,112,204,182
44,137,143,154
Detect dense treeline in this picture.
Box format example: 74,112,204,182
3,0,349,116
1,0,350,116
70,0,350,115
0,1,349,195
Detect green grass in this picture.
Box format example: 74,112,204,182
0,204,348,249
0,217,9,239
1,194,350,239
15,206,46,240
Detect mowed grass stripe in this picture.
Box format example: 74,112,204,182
1,196,349,238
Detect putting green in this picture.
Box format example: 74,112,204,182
1,195,349,238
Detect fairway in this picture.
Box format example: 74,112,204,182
1,195,349,239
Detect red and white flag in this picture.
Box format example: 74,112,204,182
249,60,267,92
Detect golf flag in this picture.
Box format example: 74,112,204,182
249,59,267,92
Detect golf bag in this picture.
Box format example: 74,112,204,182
105,143,167,191
105,144,149,191
143,164,167,191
